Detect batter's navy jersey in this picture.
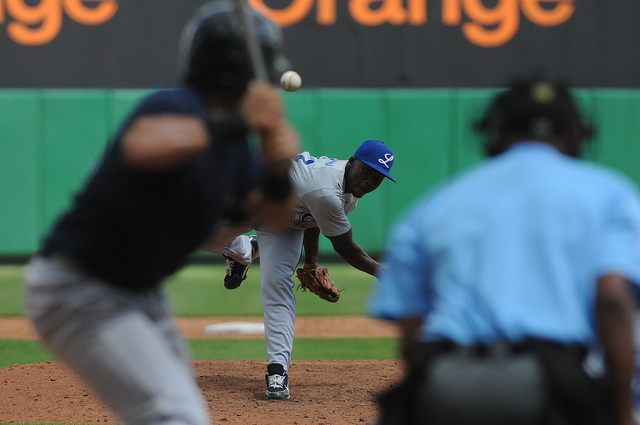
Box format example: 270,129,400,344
42,85,260,291
370,142,640,346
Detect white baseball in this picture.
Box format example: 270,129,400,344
280,70,302,92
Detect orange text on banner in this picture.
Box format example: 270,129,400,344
250,0,575,47
1,0,573,48
0,0,118,46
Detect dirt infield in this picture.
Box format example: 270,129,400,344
0,317,404,425
0,316,400,340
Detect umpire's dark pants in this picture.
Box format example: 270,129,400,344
377,340,613,425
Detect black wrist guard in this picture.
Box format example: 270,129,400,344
262,171,292,202
206,111,248,143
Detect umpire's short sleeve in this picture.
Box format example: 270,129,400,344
599,181,640,294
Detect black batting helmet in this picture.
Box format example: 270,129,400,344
178,0,289,91
476,76,592,157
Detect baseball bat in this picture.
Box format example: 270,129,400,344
234,0,268,81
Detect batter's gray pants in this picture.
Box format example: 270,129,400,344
24,255,210,425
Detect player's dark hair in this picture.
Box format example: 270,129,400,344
476,76,592,157
178,0,289,94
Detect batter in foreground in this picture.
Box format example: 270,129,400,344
23,2,299,424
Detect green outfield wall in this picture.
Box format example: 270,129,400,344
2,88,640,257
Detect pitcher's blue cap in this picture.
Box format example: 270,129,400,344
353,140,396,182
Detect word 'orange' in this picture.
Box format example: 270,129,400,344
251,0,575,47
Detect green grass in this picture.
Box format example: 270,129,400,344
0,338,398,368
191,337,397,361
0,339,57,367
0,264,379,316
0,265,27,315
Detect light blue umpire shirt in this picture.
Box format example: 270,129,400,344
369,142,640,346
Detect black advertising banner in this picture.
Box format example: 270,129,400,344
1,0,639,89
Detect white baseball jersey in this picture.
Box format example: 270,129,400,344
288,152,358,237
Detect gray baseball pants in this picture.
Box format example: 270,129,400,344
24,255,210,425
205,225,305,371
256,227,305,371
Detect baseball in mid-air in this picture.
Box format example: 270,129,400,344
280,70,302,92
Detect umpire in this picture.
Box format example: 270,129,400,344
369,76,640,425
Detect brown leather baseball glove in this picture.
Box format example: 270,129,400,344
295,266,341,303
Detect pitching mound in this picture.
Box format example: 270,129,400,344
0,359,404,424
